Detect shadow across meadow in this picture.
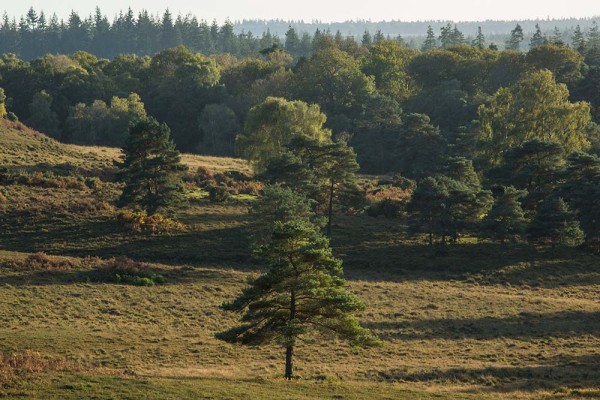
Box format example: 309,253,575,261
365,310,600,341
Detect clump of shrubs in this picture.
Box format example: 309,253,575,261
0,253,100,271
208,185,230,202
96,256,165,286
0,170,87,190
191,167,262,200
363,175,415,218
194,166,215,187
117,210,185,234
23,252,75,271
367,198,405,218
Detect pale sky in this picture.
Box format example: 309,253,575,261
2,0,599,23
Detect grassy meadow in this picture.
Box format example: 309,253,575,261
0,121,599,399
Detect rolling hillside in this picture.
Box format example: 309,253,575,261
0,121,599,399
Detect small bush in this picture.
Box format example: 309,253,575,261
194,166,215,187
367,198,405,218
96,256,165,286
229,180,264,196
117,210,185,235
208,185,229,202
5,112,18,122
22,252,77,271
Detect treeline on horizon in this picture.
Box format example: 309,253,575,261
1,7,600,60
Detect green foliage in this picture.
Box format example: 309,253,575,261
218,208,379,378
26,90,60,138
248,184,317,247
66,93,147,146
487,139,565,210
395,114,447,179
352,94,403,174
481,186,528,252
237,97,331,171
506,24,524,51
261,135,363,236
409,160,492,245
292,47,376,119
207,185,230,203
478,70,592,166
361,40,417,102
94,256,165,286
0,87,7,118
117,117,188,215
197,104,240,156
559,151,600,245
143,46,222,151
527,197,585,254
525,44,583,85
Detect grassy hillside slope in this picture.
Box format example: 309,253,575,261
0,121,599,399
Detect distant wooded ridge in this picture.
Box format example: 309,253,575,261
233,17,600,37
1,7,599,60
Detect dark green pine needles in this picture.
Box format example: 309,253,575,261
117,117,188,215
217,188,379,379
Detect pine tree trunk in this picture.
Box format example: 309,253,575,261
326,178,335,237
285,289,297,380
285,344,294,380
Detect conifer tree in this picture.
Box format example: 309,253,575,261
559,151,600,246
117,117,188,215
527,197,585,257
472,26,485,49
262,135,362,237
217,197,378,380
481,186,528,258
506,24,524,51
421,25,437,51
549,27,564,46
571,25,586,53
361,30,372,47
530,24,547,49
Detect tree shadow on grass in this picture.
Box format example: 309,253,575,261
365,310,600,341
370,355,600,392
0,217,250,267
0,263,243,287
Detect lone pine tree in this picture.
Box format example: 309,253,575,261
117,117,188,215
217,197,378,379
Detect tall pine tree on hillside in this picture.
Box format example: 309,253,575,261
117,117,188,215
217,200,379,379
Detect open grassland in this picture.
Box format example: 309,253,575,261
0,123,599,399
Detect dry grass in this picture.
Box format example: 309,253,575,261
0,124,599,399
